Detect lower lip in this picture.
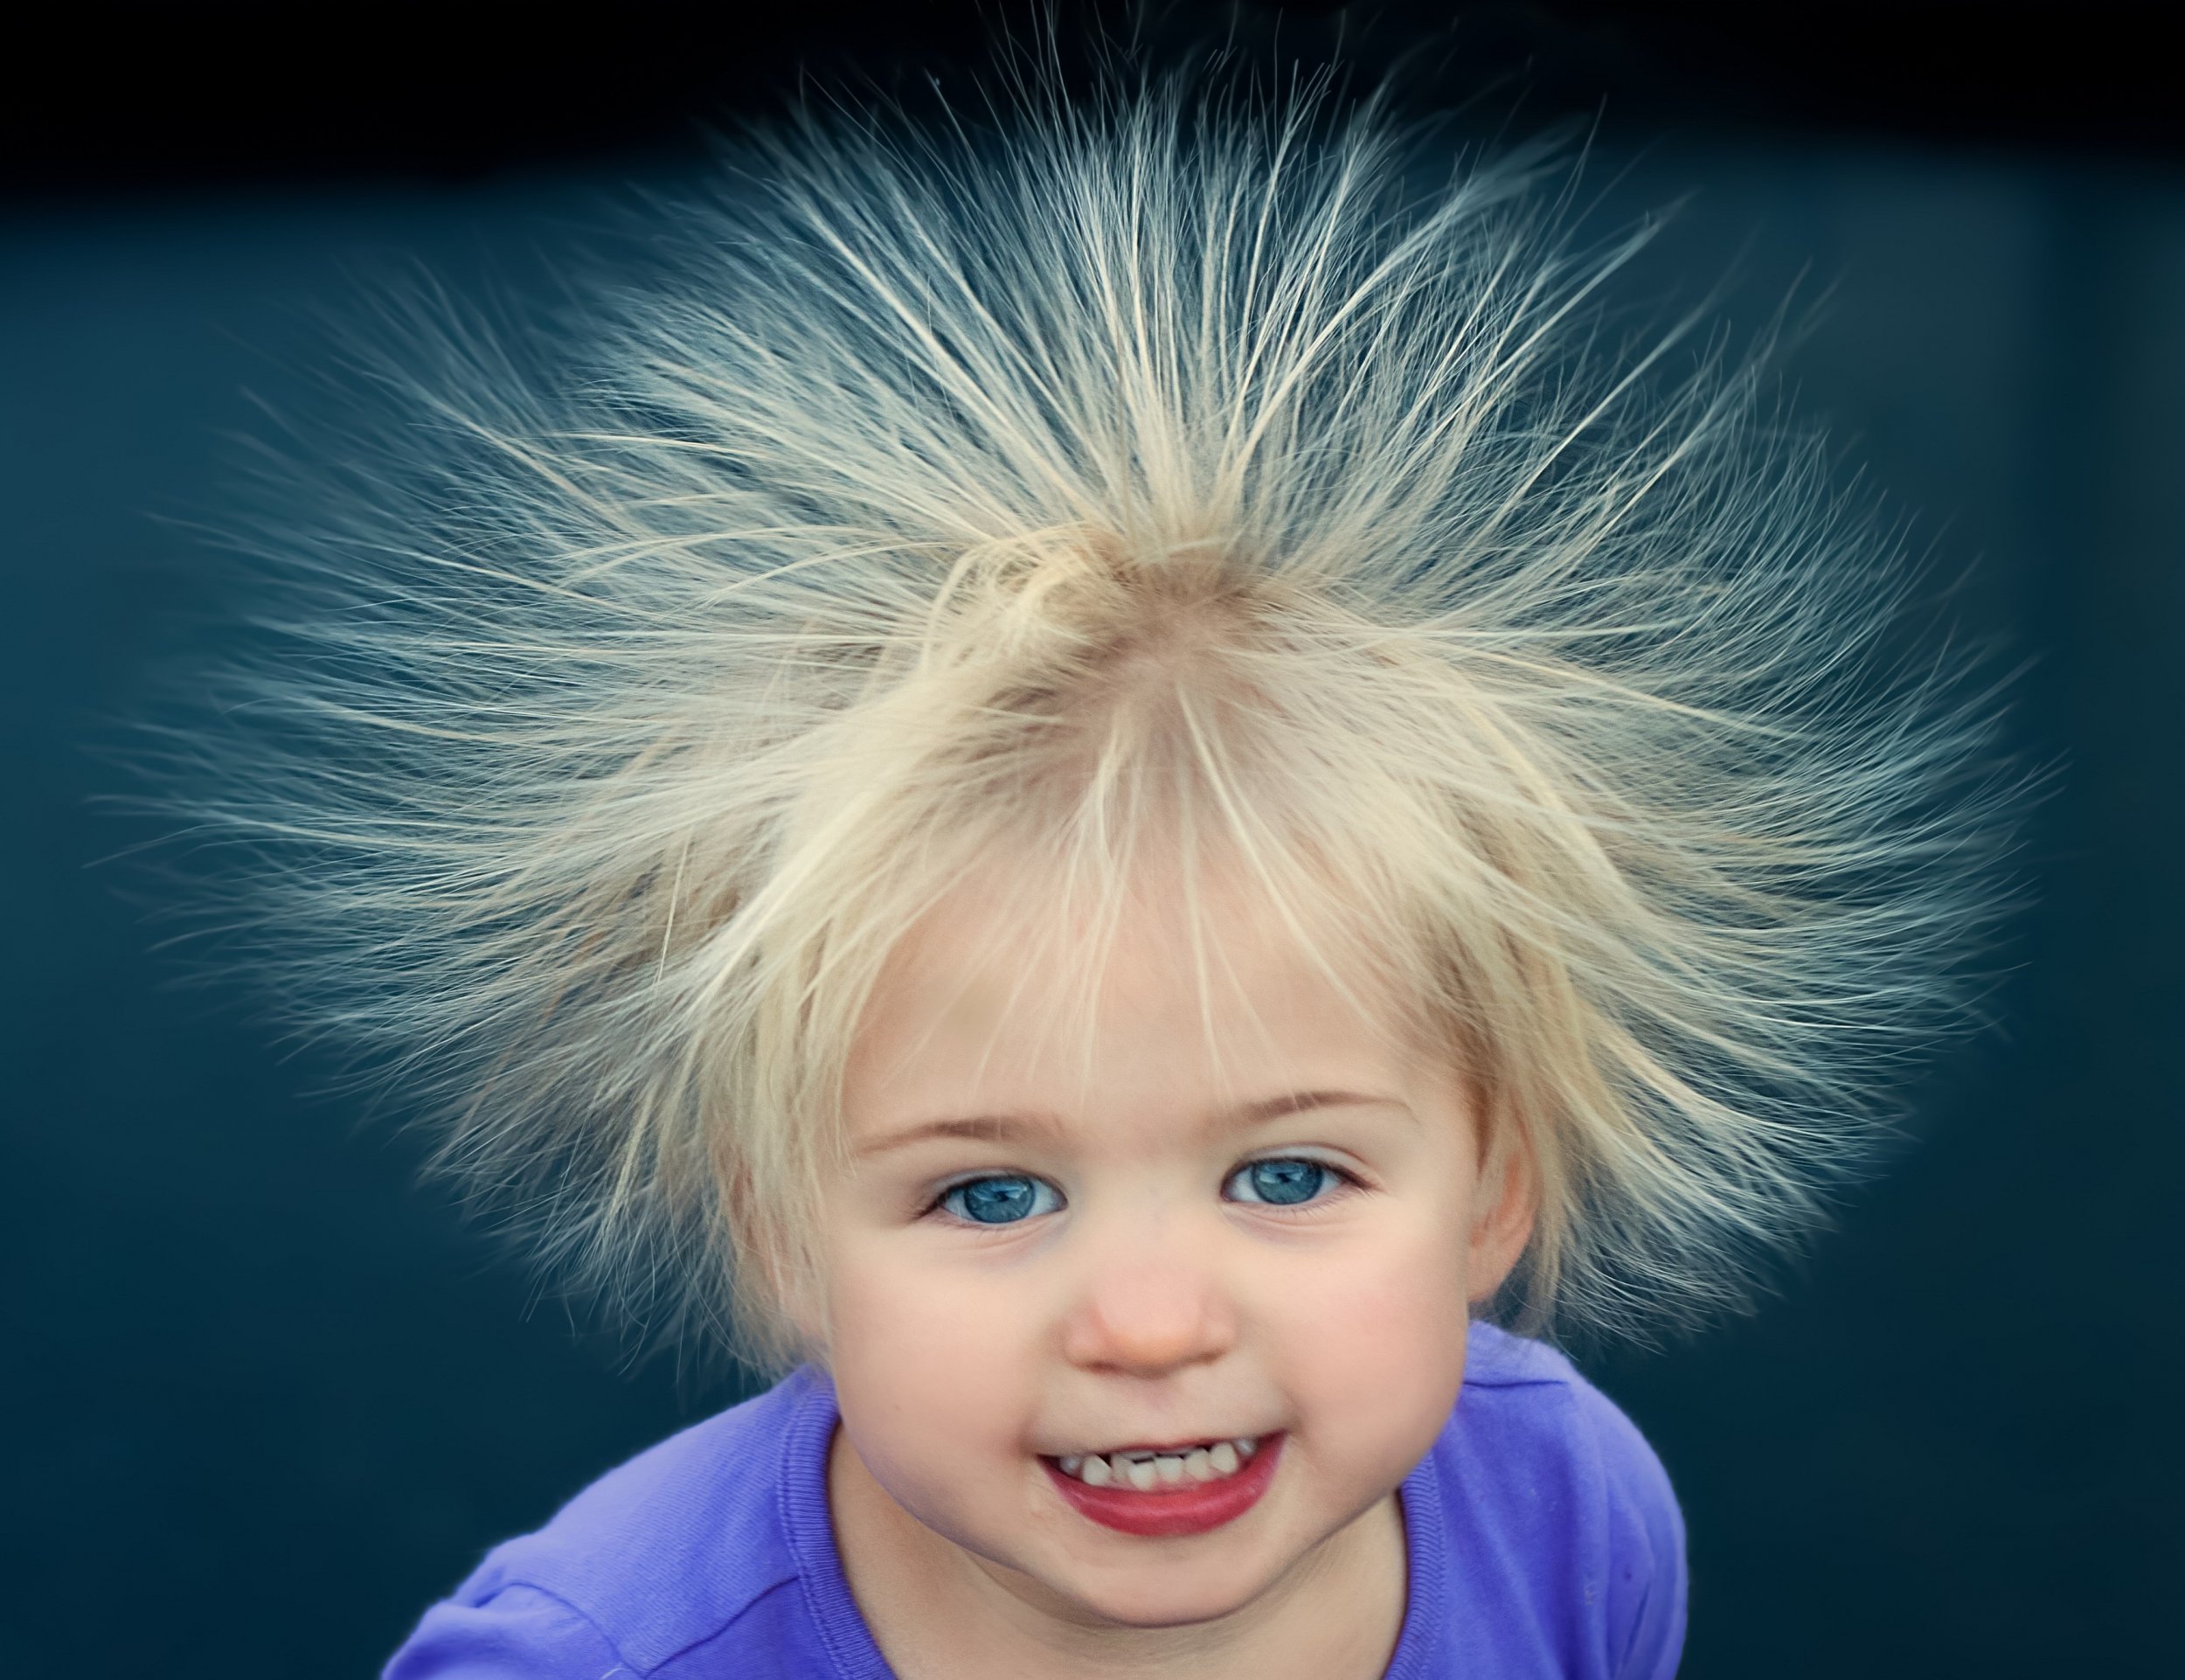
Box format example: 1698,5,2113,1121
1042,1435,1285,1538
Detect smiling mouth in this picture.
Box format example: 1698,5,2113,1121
1050,1435,1262,1490
1040,1434,1285,1537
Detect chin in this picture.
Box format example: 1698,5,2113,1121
1027,1538,1291,1631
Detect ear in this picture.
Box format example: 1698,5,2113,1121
725,1162,829,1360
1466,1109,1539,1305
777,1252,828,1355
757,1223,830,1361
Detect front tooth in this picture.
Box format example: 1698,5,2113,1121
1234,1437,1258,1459
1080,1454,1113,1487
1125,1457,1159,1491
1208,1440,1240,1475
1155,1454,1185,1484
1183,1448,1216,1482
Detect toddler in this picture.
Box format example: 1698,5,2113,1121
185,68,2006,1680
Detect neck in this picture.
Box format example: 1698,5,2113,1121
826,1427,1407,1680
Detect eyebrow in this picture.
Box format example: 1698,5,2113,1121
853,1089,1401,1159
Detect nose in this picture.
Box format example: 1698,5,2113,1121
1059,1215,1238,1377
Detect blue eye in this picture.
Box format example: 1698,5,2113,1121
940,1174,1059,1225
1227,1157,1335,1207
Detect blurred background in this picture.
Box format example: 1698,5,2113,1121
4,3,2179,1673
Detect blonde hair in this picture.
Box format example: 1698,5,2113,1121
174,75,2012,1371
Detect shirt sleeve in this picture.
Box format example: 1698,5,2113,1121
1585,1392,1689,1680
382,1583,633,1679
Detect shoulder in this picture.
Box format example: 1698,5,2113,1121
383,1369,832,1679
1415,1323,1687,1679
1460,1322,1682,1541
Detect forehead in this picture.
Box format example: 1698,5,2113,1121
841,868,1422,1134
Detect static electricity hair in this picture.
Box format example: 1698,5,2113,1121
168,74,2010,1372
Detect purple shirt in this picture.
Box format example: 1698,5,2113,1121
385,1323,1685,1677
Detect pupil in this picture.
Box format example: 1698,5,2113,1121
960,1177,1036,1223
1251,1158,1323,1205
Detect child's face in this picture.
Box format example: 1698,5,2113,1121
815,881,1532,1633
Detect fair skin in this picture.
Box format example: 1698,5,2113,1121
808,880,1536,1680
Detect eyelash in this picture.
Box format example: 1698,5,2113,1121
1222,1156,1363,1212
930,1173,1063,1225
924,1156,1363,1226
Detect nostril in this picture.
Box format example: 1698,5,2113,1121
1062,1299,1237,1375
1060,1245,1240,1371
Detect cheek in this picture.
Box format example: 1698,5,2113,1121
822,1227,1044,1477
1263,1212,1474,1468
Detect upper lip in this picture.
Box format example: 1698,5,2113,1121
1049,1432,1268,1458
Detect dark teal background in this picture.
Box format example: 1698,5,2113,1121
4,38,2181,1678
